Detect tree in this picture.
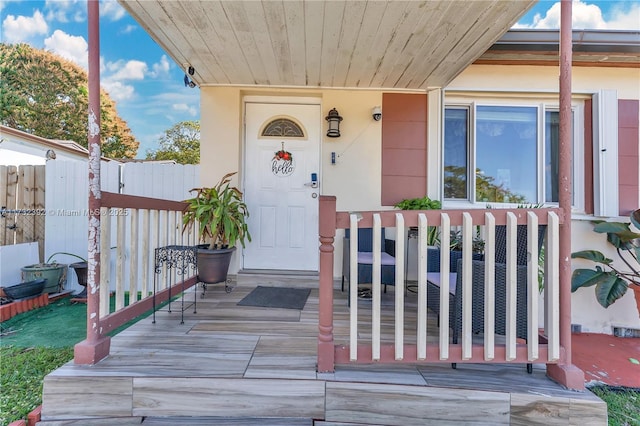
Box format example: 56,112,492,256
146,121,200,164
444,165,527,203
0,43,139,159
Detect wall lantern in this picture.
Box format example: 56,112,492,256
325,108,343,138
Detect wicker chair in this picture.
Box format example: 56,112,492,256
450,224,547,373
452,259,529,344
341,227,396,294
425,248,480,320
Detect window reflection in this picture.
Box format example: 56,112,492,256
444,108,468,199
476,106,537,203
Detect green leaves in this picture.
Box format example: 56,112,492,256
394,196,441,210
571,269,629,308
571,209,640,309
0,43,139,159
182,172,251,248
571,250,612,264
146,121,200,164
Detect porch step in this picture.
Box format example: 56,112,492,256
37,417,311,425
236,269,319,287
40,374,607,425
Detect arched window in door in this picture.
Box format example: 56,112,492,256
260,117,306,139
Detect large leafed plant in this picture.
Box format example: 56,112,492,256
571,209,640,308
182,172,251,249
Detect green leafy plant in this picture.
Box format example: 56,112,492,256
182,172,251,249
394,196,441,211
449,228,485,253
394,196,442,246
571,209,640,308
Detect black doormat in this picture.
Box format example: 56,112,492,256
237,286,311,310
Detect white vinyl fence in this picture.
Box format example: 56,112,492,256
45,160,199,294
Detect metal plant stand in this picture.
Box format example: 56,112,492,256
152,245,198,324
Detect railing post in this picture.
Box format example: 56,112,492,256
546,0,585,390
317,195,336,372
74,0,110,364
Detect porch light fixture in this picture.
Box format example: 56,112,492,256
325,108,343,138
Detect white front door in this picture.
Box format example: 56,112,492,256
243,101,321,271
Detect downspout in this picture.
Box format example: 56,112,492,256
74,0,111,364
546,0,585,390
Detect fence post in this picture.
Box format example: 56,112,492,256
317,195,336,372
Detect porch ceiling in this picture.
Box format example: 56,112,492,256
118,0,535,90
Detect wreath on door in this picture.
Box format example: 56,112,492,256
273,141,293,162
272,142,294,177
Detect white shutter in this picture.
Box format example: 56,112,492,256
592,90,619,217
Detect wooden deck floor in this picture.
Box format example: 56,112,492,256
40,276,607,425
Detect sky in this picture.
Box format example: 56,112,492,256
1,0,639,159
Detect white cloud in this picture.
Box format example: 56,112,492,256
607,3,640,30
120,24,136,35
44,30,88,69
149,55,171,78
529,1,607,29
44,0,85,23
517,1,639,30
100,1,126,21
106,60,148,81
172,103,198,117
102,80,135,102
2,10,49,43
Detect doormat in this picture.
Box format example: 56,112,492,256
237,286,311,310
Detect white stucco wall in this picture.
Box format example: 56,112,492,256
448,64,640,99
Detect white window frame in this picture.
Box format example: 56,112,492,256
442,97,585,212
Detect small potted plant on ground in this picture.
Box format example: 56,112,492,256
182,172,251,287
571,209,640,315
21,252,87,295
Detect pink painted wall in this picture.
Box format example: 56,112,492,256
381,93,428,206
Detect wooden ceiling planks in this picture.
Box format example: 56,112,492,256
119,0,535,89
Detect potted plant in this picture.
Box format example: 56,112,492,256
394,196,442,246
182,172,251,286
21,252,87,295
571,209,640,314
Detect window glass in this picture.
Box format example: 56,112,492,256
545,111,560,203
444,108,468,199
476,106,537,203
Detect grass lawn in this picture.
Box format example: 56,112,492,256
590,385,640,426
0,346,74,425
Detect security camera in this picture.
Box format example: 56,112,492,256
184,74,197,88
372,106,382,121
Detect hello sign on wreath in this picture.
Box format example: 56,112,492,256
272,141,294,177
